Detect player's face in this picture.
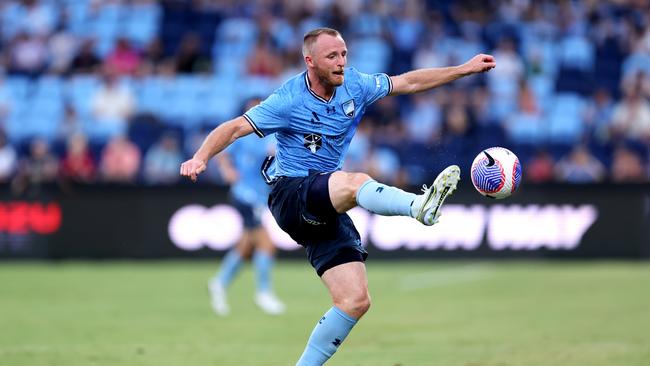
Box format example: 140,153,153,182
308,34,347,87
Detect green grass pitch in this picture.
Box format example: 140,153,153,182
1,260,648,365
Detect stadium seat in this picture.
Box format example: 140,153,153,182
559,33,595,72
123,3,161,47
349,37,391,74
4,76,31,100
65,76,101,119
547,93,587,144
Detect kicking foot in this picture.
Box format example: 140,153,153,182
412,165,460,226
255,292,286,315
208,280,230,316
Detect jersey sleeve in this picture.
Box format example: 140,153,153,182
354,68,393,105
243,90,290,137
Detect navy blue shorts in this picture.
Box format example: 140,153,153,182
268,171,367,276
231,195,262,229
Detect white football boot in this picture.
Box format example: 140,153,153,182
412,165,461,226
255,291,286,315
208,280,230,316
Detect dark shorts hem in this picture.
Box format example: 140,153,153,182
316,247,368,277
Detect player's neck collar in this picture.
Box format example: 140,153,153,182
304,71,336,104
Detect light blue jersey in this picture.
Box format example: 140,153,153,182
226,134,276,206
243,68,392,179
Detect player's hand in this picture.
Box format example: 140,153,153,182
180,158,207,182
463,54,496,74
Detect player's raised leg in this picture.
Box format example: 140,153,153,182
296,262,369,366
329,165,461,225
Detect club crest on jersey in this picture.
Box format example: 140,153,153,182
303,133,322,153
342,99,355,118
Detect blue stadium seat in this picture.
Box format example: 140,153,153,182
84,116,127,143
559,34,595,72
65,1,91,36
212,18,258,77
197,76,240,122
1,2,22,40
65,76,101,119
34,76,64,99
547,93,587,144
138,77,176,118
6,102,62,143
4,77,31,100
528,75,554,112
349,37,391,74
238,76,279,102
123,3,161,47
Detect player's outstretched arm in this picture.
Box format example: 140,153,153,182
180,116,253,182
389,54,496,96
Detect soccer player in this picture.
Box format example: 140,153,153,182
208,97,285,316
181,27,495,365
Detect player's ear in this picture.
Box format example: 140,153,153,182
304,55,314,67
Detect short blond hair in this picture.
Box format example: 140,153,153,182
302,27,341,57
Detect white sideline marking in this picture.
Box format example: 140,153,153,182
398,265,494,291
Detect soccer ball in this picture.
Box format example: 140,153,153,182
470,147,522,199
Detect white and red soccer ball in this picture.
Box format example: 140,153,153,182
471,147,522,199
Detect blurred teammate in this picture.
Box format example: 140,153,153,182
208,98,285,316
181,28,495,365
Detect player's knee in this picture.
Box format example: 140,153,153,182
336,291,371,319
347,172,373,199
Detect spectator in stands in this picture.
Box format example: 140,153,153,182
11,138,59,195
404,93,442,143
175,32,211,74
0,130,17,183
0,76,11,120
504,81,544,144
105,38,141,76
0,0,648,186
389,1,426,74
7,32,48,77
366,146,407,187
69,39,102,74
611,75,650,143
99,135,141,183
610,145,647,183
91,71,135,121
555,145,606,183
526,149,555,183
56,104,83,142
143,132,183,185
488,37,524,89
48,23,77,74
139,37,168,76
583,87,615,143
246,34,283,77
60,132,96,183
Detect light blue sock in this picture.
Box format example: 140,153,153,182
296,307,358,366
216,249,243,288
356,180,416,216
253,250,273,293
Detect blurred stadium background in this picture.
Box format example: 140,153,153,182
0,0,649,365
